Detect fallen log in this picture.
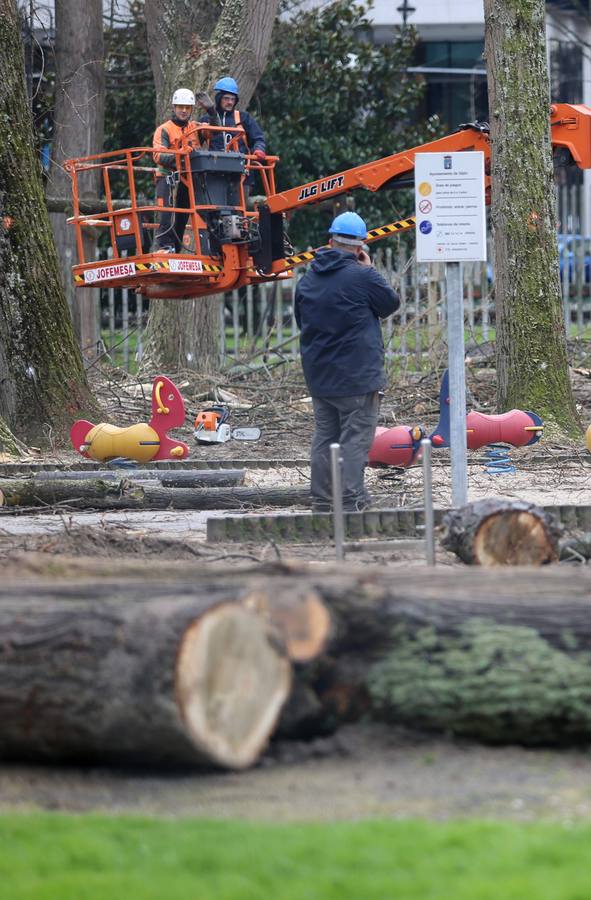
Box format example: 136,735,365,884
0,478,310,511
31,469,246,488
441,499,562,565
0,581,292,769
3,562,591,748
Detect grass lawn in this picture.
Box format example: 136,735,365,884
1,814,590,899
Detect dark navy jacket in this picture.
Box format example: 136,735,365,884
294,249,400,397
200,108,265,155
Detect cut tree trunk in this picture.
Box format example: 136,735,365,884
441,499,562,565
0,478,310,510
0,582,292,769
33,468,246,487
3,561,591,747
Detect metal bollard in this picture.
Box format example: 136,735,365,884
421,438,436,566
330,443,345,561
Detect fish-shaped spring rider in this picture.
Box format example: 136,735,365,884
70,375,190,462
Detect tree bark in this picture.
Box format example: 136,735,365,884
0,477,311,510
441,499,562,565
0,0,99,444
48,0,105,361
0,583,291,768
0,417,24,457
142,0,278,374
274,564,591,745
483,0,579,436
144,0,276,121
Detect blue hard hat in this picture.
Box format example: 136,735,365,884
214,76,239,96
328,211,367,241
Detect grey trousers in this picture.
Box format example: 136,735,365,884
310,391,380,511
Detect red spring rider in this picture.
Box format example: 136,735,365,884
369,370,543,468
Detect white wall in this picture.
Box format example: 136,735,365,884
371,0,484,26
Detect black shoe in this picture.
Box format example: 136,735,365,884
311,501,332,513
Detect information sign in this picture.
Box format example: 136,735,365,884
414,152,486,262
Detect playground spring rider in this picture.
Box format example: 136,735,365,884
70,375,190,463
368,370,544,468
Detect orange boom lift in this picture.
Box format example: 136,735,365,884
66,104,591,299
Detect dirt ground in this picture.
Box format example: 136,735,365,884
3,723,591,823
2,361,591,820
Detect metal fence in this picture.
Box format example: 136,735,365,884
98,197,591,372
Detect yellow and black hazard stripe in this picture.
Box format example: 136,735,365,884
284,249,316,267
281,214,417,270
367,216,416,240
74,274,84,283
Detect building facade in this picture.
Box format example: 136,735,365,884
369,0,591,129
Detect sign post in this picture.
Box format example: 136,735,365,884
414,151,487,507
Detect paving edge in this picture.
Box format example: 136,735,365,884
206,504,591,544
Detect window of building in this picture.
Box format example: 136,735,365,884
415,40,488,130
549,39,583,104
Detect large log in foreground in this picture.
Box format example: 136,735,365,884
3,563,591,758
0,583,292,769
441,499,562,565
0,478,310,511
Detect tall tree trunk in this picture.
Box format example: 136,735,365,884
0,0,98,444
143,0,278,374
483,0,579,437
48,0,105,362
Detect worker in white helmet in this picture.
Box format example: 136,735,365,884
152,88,219,252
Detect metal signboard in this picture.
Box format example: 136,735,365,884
414,151,486,262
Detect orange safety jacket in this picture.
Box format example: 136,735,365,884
152,119,202,176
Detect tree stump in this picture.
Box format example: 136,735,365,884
441,499,562,565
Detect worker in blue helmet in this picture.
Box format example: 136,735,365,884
201,76,266,194
295,211,400,512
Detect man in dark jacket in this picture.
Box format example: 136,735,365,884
201,76,266,195
295,212,400,512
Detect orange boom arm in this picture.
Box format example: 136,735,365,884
65,104,591,299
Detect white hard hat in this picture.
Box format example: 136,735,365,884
172,88,195,106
